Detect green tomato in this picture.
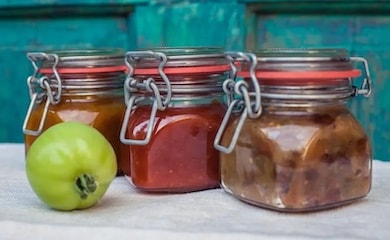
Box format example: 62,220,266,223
26,122,117,211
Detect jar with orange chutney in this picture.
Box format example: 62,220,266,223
120,47,229,192
214,49,373,212
23,49,128,175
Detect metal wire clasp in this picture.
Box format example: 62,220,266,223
120,51,172,145
214,52,262,154
22,52,61,136
350,57,372,97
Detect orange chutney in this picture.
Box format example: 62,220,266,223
24,95,127,171
23,49,128,175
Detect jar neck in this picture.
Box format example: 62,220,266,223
136,95,225,108
129,73,227,101
261,102,349,116
57,93,124,103
250,78,355,108
31,72,125,99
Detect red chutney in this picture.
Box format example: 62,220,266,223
128,101,226,192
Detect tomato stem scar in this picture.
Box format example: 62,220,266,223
75,174,97,199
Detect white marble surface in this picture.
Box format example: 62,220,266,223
1,143,389,240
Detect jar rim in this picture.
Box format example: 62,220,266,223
126,46,228,70
249,48,350,62
45,48,125,59
27,48,126,69
238,69,361,84
135,46,224,57
237,48,358,78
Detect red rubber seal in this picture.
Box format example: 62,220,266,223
133,65,231,75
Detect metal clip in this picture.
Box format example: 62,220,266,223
120,77,165,145
120,51,172,145
120,95,159,145
214,52,262,154
214,99,248,154
224,51,261,118
350,57,372,97
23,52,62,136
22,93,50,136
222,53,239,106
26,52,62,104
124,51,172,109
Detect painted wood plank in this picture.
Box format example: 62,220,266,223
0,4,136,17
0,50,31,143
240,0,388,3
133,2,246,50
0,16,132,143
0,0,148,7
0,17,130,48
247,4,390,160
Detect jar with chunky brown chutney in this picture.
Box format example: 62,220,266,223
120,47,229,192
214,49,373,212
23,49,128,175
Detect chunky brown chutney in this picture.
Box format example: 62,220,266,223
220,105,371,211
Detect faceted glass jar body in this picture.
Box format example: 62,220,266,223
128,99,226,192
216,48,373,212
122,47,229,192
23,49,128,175
220,104,372,211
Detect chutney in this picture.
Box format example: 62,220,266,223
127,101,226,192
221,105,371,211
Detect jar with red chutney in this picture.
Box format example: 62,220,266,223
23,49,128,175
120,47,229,192
214,49,373,212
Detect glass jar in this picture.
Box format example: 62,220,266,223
214,49,373,212
120,47,229,192
23,49,128,175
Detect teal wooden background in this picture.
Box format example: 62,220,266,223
0,0,388,161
